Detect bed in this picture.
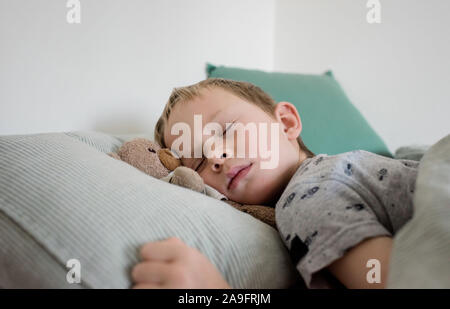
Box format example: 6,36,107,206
1,65,448,288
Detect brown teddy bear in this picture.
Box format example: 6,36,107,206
108,138,205,193
108,138,276,230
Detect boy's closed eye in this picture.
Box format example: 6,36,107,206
194,155,206,172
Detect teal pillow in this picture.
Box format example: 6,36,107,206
206,63,392,157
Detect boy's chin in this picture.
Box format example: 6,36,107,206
233,191,275,206
229,177,279,205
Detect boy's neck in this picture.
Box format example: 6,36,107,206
268,149,310,206
297,148,309,170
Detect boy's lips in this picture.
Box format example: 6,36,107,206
227,163,253,191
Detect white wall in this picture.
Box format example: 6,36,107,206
274,0,450,153
2,1,449,153
0,0,274,136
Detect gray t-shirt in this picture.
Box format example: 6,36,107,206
275,150,419,288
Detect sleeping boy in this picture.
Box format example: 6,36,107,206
131,78,419,289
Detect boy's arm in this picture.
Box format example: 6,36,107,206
327,236,393,289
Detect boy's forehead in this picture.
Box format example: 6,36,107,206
164,88,243,147
173,88,238,119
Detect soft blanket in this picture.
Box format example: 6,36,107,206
387,134,450,288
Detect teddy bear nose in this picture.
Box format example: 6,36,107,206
148,148,156,153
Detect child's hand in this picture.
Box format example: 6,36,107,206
132,237,231,289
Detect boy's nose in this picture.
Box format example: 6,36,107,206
210,152,228,172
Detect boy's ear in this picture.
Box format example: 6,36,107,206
274,101,302,140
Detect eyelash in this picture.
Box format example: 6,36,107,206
194,121,235,172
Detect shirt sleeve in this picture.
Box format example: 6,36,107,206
275,179,392,288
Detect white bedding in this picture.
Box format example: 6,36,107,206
388,134,450,288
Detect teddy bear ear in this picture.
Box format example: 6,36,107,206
158,148,181,171
108,152,121,160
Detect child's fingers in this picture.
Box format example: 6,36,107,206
139,237,187,261
131,261,178,284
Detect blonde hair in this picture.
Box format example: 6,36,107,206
155,78,315,158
